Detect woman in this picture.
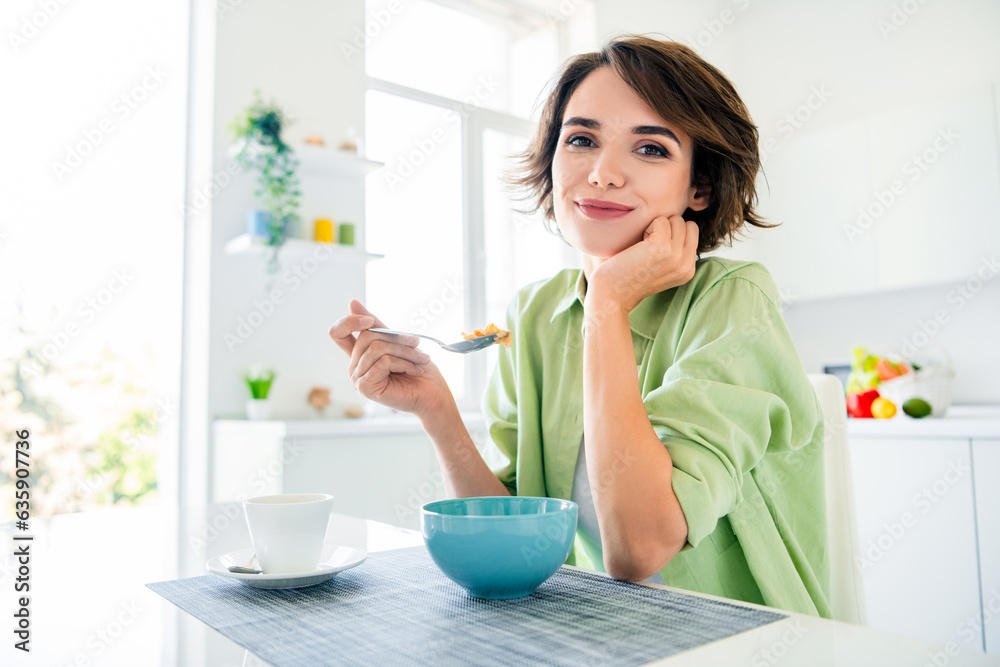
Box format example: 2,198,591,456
329,36,830,618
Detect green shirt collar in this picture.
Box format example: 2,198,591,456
548,268,668,341
549,269,586,322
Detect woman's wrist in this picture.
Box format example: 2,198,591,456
584,285,632,326
586,271,640,314
415,384,460,428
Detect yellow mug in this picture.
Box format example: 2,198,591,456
314,218,335,243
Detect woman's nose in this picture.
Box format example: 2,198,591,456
588,151,625,189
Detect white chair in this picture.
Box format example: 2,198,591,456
808,373,868,625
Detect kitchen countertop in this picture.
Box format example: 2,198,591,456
846,405,1000,438
213,411,486,438
217,405,1000,441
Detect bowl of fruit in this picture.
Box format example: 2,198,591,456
845,347,953,419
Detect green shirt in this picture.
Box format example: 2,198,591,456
483,257,832,617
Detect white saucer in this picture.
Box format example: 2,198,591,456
206,544,367,589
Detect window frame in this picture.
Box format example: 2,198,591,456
363,1,590,411
364,77,537,411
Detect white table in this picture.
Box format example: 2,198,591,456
2,505,997,667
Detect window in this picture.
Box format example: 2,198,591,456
0,1,186,517
364,0,579,409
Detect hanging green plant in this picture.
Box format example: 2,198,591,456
228,90,301,271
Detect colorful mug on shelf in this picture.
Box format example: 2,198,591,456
338,222,355,246
246,210,272,237
314,218,335,243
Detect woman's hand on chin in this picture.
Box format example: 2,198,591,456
587,215,700,312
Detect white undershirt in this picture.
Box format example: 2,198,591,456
570,437,665,585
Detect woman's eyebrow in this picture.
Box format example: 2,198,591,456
632,125,682,149
562,116,600,130
561,117,682,149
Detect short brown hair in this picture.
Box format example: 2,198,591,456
512,35,774,253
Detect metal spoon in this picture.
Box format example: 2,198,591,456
228,553,262,574
368,328,500,353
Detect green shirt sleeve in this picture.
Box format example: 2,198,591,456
644,273,821,550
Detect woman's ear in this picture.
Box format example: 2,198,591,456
688,182,711,212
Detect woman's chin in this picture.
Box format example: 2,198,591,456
559,223,640,259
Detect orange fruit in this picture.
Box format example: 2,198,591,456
871,397,897,419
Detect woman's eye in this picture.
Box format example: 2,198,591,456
637,144,668,157
566,135,594,147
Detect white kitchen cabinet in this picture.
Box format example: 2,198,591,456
212,414,488,530
849,436,981,649
717,84,1000,302
847,407,1000,655
973,439,1000,654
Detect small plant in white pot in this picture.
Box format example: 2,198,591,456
244,367,275,420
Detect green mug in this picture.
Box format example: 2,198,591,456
338,222,355,246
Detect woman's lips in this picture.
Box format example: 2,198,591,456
575,199,634,221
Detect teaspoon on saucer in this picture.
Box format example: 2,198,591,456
227,553,261,574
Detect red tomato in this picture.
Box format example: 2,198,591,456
847,388,880,418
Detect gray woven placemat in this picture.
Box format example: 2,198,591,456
149,546,784,666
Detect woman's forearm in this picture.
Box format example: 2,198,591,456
418,394,510,499
582,296,688,581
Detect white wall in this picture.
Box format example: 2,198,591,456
209,0,369,421
593,0,1000,403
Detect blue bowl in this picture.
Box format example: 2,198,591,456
421,496,578,599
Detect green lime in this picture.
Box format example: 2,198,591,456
903,398,932,418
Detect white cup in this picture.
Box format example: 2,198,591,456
243,493,334,574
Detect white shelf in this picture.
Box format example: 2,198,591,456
213,412,485,439
227,141,383,177
224,234,383,262
294,144,383,176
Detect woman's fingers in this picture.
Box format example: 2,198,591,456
350,338,429,379
666,215,687,240
328,300,444,414
682,219,700,256
671,217,699,283
643,215,669,240
330,299,405,357
349,299,389,329
665,216,699,256
350,329,421,376
352,353,426,395
328,312,377,356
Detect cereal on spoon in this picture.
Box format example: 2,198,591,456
462,323,511,348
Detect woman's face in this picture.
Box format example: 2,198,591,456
551,67,709,259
